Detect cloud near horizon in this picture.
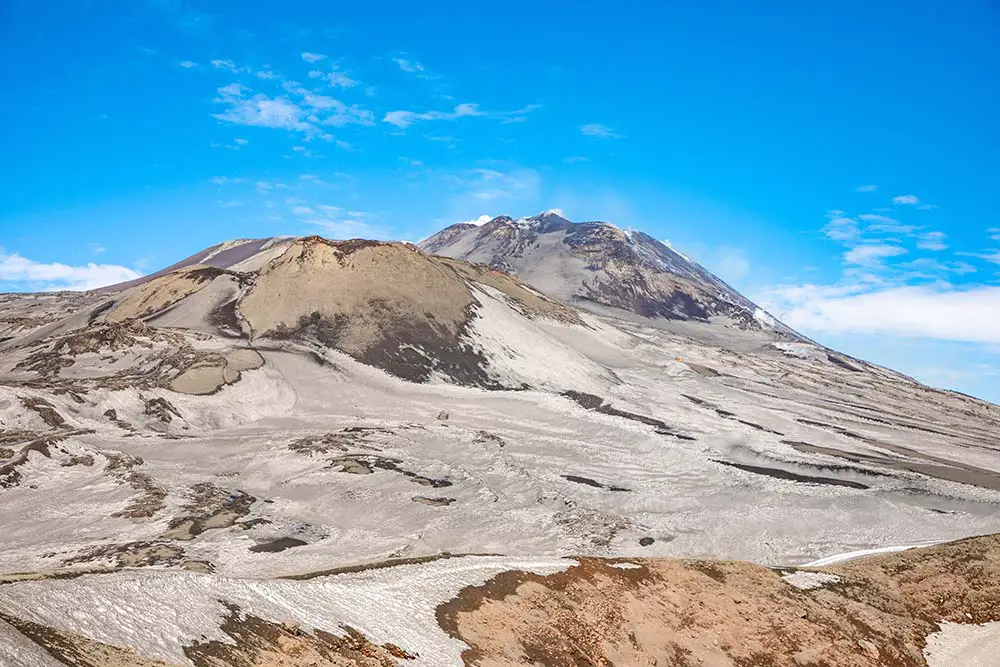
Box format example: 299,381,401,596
757,283,1000,345
0,250,142,291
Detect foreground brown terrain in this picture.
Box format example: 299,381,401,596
2,534,998,666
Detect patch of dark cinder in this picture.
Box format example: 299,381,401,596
563,475,630,492
827,353,864,372
562,390,694,440
327,454,453,487
184,602,417,665
86,299,115,324
143,396,181,423
249,537,307,553
712,459,869,490
796,418,865,440
20,397,66,429
208,298,243,335
736,419,785,436
283,552,479,580
269,306,507,390
0,438,56,488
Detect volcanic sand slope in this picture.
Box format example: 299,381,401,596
2,234,1000,665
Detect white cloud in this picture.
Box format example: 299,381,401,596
383,103,483,128
209,176,246,185
580,123,623,139
843,244,907,267
233,137,248,146
179,60,197,68
857,213,898,224
892,194,920,205
213,82,372,137
210,59,239,71
758,283,1000,345
0,250,142,291
917,231,948,251
823,215,861,242
89,243,107,255
855,184,878,192
457,215,494,226
392,56,424,73
308,70,357,87
384,103,539,129
989,228,1000,242
255,69,280,80
301,52,327,63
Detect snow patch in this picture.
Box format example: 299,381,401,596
610,562,643,570
924,621,1000,667
772,342,826,361
781,571,841,590
803,542,943,567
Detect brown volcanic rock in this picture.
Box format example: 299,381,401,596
238,237,579,386
437,535,1000,667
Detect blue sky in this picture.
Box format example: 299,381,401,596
2,0,999,402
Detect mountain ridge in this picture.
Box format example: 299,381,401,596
419,211,801,338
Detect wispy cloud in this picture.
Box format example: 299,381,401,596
209,176,247,185
301,52,327,64
0,249,142,291
210,58,241,72
843,243,907,267
179,60,197,68
562,156,588,164
212,82,372,139
392,56,424,74
580,123,623,139
290,203,380,238
383,103,539,129
822,213,861,242
892,194,920,205
855,184,878,193
960,250,1000,265
916,231,948,251
308,69,357,87
989,228,1000,242
459,167,542,203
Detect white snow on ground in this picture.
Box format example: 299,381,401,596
924,621,1000,667
0,556,572,666
781,571,842,590
771,341,827,361
464,284,612,392
802,542,943,567
610,562,643,570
